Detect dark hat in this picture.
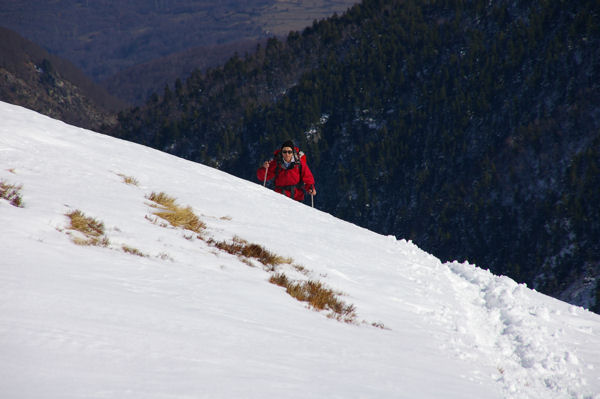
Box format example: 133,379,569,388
281,140,294,150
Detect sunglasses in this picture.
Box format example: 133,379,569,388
281,150,293,154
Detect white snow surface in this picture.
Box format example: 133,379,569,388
1,101,599,398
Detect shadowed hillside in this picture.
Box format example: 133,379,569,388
103,39,265,105
0,0,357,103
0,27,125,130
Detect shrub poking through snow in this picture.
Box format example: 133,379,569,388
0,180,24,207
269,272,357,323
147,192,206,234
208,236,292,268
65,210,110,246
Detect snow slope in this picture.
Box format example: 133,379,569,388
1,101,599,398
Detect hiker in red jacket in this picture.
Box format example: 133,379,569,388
257,140,316,202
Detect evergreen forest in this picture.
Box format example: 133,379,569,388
112,0,600,311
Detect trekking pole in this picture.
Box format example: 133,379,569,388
263,162,268,187
311,193,314,208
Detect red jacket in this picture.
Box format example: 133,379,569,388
257,148,315,201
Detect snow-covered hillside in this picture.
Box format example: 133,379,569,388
1,101,599,398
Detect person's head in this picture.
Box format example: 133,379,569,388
281,140,294,162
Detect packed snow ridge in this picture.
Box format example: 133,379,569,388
1,101,599,399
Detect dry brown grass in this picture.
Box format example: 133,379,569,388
147,191,206,234
117,173,139,186
65,210,110,246
122,245,147,257
147,191,177,209
205,234,356,323
144,192,358,323
371,321,387,329
269,272,357,323
0,180,24,207
293,264,309,275
208,236,291,268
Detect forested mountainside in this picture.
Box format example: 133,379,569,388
112,0,600,311
103,39,264,105
0,27,124,131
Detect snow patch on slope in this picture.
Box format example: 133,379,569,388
1,101,600,398
447,261,597,398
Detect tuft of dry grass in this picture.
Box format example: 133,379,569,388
269,273,357,323
208,236,291,268
156,252,174,261
117,173,139,186
122,245,147,257
293,264,309,275
147,191,177,209
269,272,291,287
371,321,388,330
146,191,206,234
0,180,24,207
65,210,110,246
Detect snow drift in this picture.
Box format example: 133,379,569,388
1,101,599,398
